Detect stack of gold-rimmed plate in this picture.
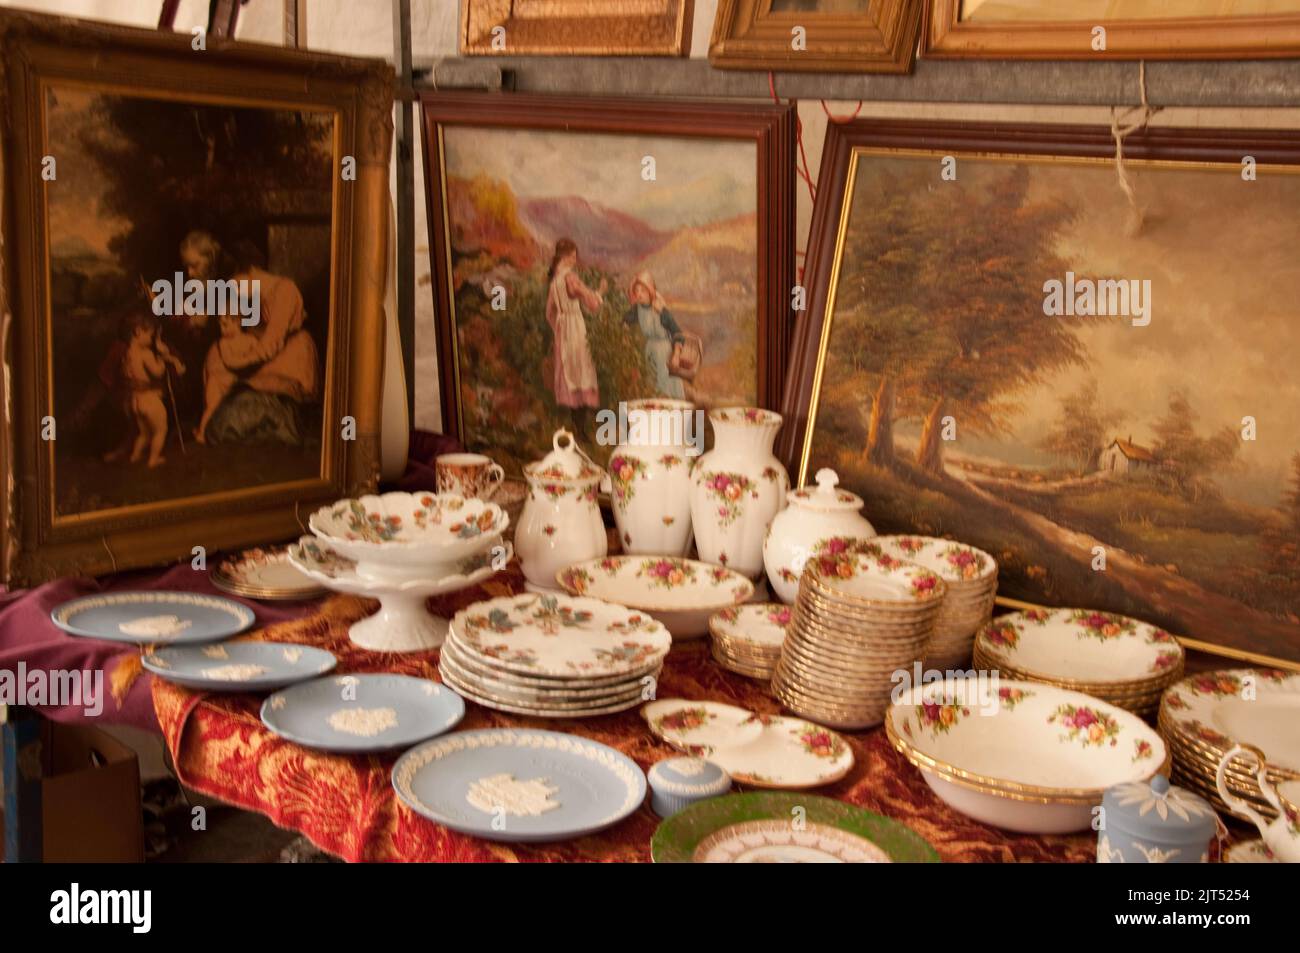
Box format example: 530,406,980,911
708,603,791,681
972,608,1184,716
440,592,671,718
771,548,947,729
875,536,997,669
1157,668,1300,817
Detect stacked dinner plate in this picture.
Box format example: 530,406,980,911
771,548,947,730
972,608,1185,716
440,592,671,718
708,603,791,681
875,536,997,670
1157,667,1300,818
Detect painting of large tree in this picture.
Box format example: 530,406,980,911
804,144,1300,666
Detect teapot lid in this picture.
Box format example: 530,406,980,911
787,468,863,512
524,429,603,484
1102,775,1218,842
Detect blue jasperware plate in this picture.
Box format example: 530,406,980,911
142,642,337,692
260,674,465,753
50,591,255,644
392,728,647,843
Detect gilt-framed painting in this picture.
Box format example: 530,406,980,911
925,0,1300,59
421,91,795,475
781,118,1300,669
0,11,391,584
461,0,695,56
711,0,923,72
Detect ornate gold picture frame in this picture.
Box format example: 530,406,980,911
461,0,695,56
925,0,1300,59
710,0,923,73
0,12,391,584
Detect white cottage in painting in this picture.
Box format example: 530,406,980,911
1099,437,1159,477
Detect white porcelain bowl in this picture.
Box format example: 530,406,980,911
308,491,506,582
558,556,754,640
887,678,1167,833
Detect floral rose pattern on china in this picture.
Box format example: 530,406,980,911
715,607,740,623
588,642,662,668
654,707,712,735
910,571,942,598
1070,610,1137,641
796,726,846,760
1049,704,1121,747
698,471,757,528
997,686,1031,710
1151,650,1182,673
607,614,655,635
1022,608,1052,624
810,536,880,579
463,607,518,636
638,558,697,589
448,509,497,539
1188,673,1245,697
983,620,1020,650
893,537,926,555
1133,739,1154,762
608,455,647,507
917,698,971,736
767,606,792,627
528,595,593,635
942,544,986,580
558,567,591,594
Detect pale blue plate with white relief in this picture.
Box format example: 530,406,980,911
260,674,465,753
391,728,647,842
142,642,337,693
50,591,255,644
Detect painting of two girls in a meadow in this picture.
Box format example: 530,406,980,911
441,126,761,472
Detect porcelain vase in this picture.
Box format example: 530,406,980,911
689,407,788,578
515,430,608,591
608,399,697,556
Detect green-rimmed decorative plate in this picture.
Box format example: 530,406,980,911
651,792,939,863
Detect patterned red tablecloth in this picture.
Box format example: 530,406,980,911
152,566,1097,863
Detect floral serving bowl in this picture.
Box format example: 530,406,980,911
886,678,1167,834
308,491,506,582
558,556,754,640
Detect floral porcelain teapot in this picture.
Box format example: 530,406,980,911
515,429,607,592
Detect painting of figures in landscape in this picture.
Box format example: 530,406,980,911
805,150,1300,664
46,86,334,516
439,125,760,472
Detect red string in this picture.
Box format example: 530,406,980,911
820,99,864,124
768,72,817,203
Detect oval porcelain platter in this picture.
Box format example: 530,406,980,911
50,591,255,645
975,608,1185,687
449,593,672,679
887,679,1166,833
260,674,465,753
142,642,336,692
1161,668,1300,773
391,729,646,843
557,556,754,639
641,699,854,789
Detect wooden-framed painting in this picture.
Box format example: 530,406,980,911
781,117,1300,669
461,0,695,56
420,91,795,474
0,11,391,584
925,0,1300,59
710,0,923,72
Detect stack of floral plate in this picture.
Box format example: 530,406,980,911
708,603,791,681
439,592,672,718
875,536,997,669
972,608,1185,716
1157,668,1300,817
770,547,947,729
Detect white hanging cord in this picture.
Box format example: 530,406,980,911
1109,61,1163,237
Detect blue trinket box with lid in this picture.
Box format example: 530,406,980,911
1098,775,1218,863
647,757,731,818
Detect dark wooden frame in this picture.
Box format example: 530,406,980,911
711,0,922,73
420,90,796,456
925,0,1300,59
0,11,392,584
780,117,1300,669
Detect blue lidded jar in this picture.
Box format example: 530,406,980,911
647,757,731,818
1099,775,1218,863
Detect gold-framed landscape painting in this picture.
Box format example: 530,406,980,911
461,0,695,56
0,12,391,584
926,0,1300,58
421,91,795,475
782,119,1300,669
711,0,923,72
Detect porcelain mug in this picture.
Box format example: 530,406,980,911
436,453,504,500
1215,743,1300,862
